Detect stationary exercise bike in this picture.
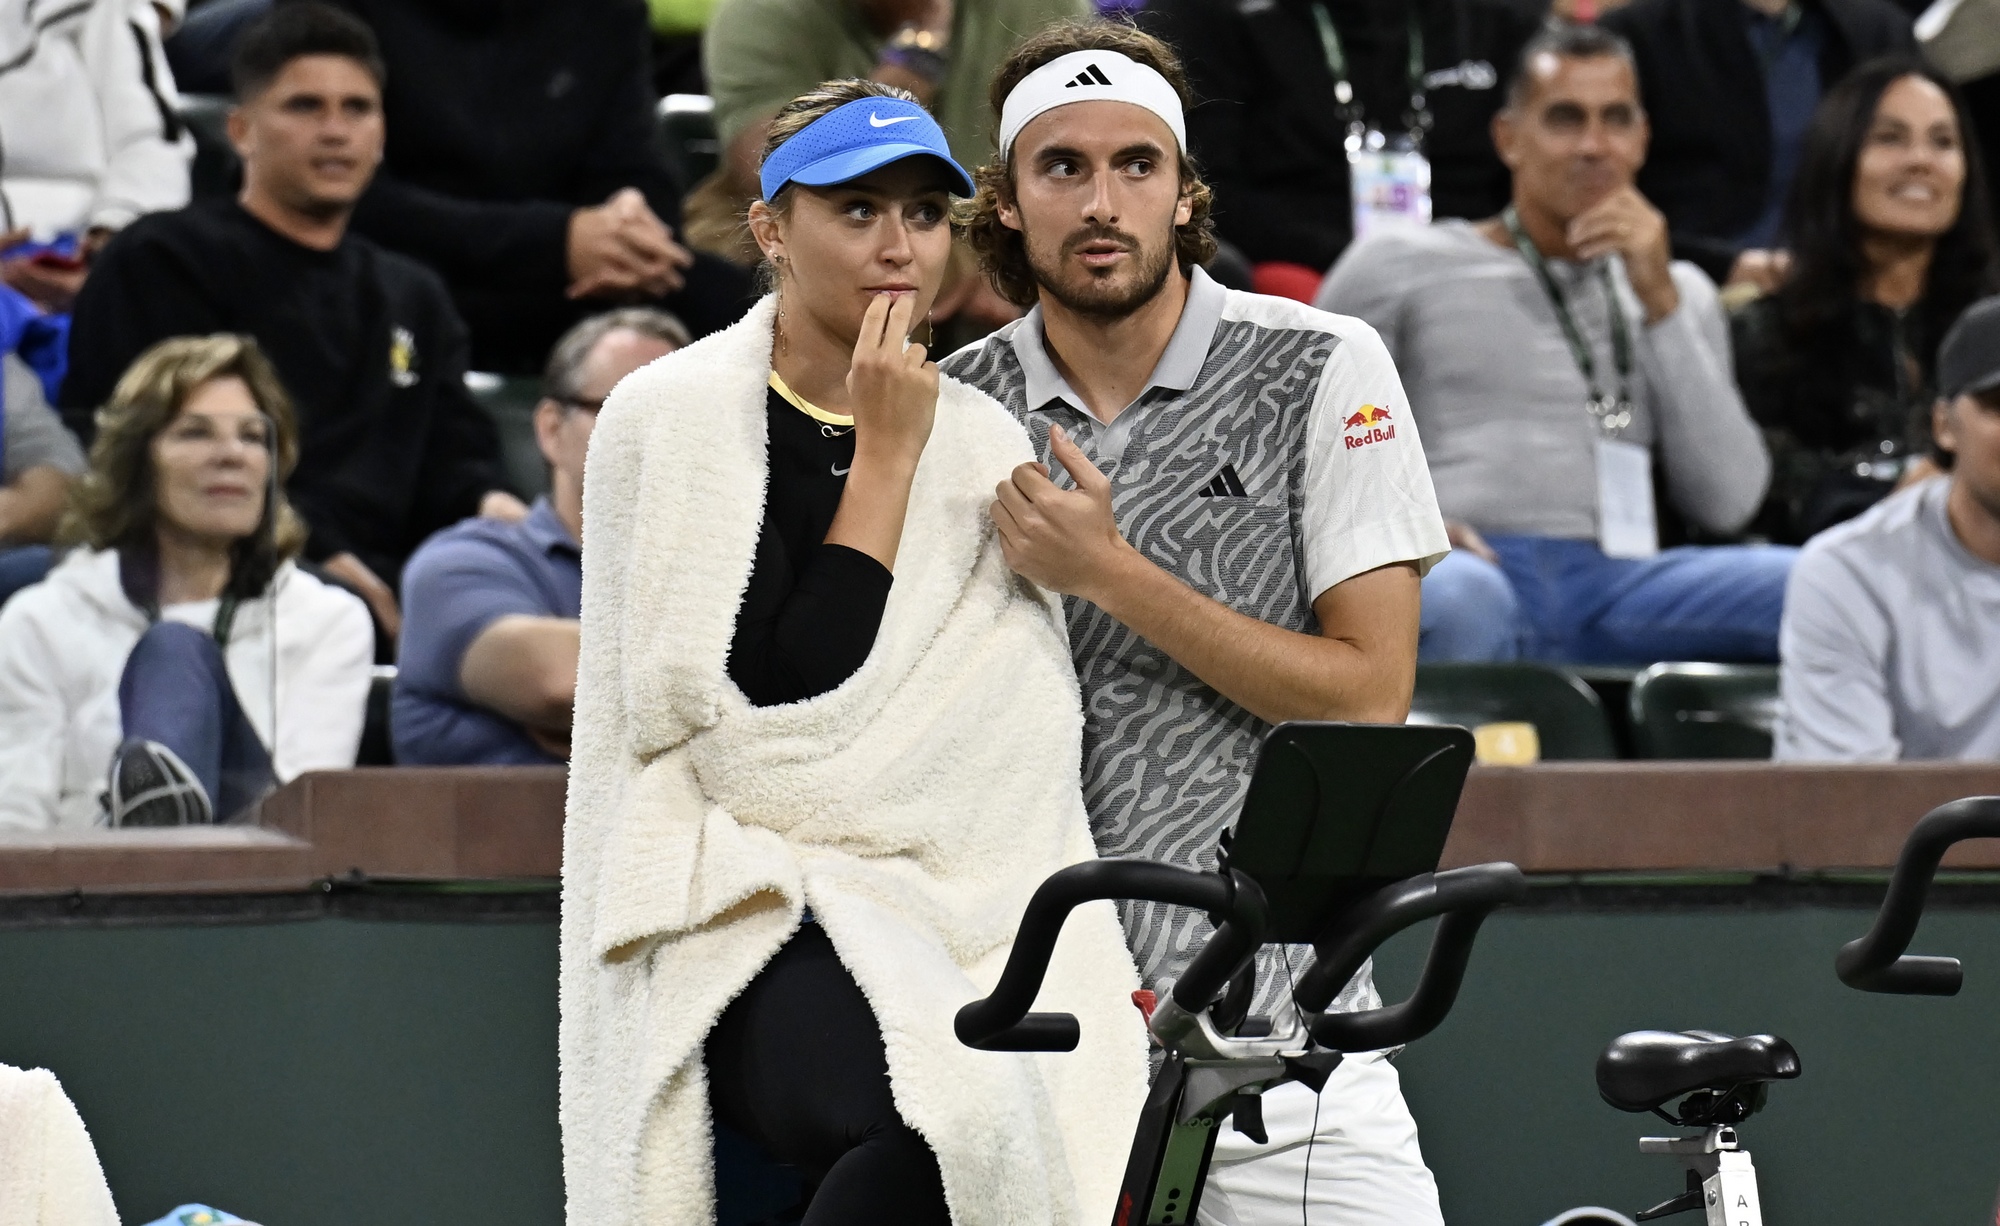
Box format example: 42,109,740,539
1593,795,2000,1226
955,721,1527,1226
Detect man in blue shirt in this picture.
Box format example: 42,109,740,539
394,308,687,764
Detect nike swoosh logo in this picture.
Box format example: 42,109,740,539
832,463,852,476
869,113,919,127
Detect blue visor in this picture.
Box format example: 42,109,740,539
758,97,975,201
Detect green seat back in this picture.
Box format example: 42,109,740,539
464,373,549,500
1410,663,1619,760
1628,663,1780,760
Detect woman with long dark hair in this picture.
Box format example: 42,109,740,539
1733,57,2000,543
558,79,1144,1226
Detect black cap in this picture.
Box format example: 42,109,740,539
1938,294,2000,400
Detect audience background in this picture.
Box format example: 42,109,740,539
0,0,1988,788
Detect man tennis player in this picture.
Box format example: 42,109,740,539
941,21,1453,1225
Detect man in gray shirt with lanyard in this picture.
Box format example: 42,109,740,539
945,20,1451,1226
1319,22,1789,664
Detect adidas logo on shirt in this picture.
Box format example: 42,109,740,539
1065,63,1113,88
1196,464,1248,498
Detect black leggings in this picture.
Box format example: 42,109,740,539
705,923,951,1226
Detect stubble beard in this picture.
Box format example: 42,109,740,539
1025,224,1177,321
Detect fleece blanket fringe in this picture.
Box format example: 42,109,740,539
559,296,1149,1226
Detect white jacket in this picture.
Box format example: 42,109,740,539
0,548,373,831
0,0,191,237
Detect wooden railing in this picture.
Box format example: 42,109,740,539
0,762,1995,895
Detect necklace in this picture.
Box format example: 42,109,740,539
768,371,855,437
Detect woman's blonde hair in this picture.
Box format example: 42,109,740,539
61,333,308,599
751,78,970,289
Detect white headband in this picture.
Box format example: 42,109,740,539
996,50,1187,159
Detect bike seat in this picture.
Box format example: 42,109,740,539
1596,1030,1801,1113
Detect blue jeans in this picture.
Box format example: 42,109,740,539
1419,536,1798,665
118,622,275,821
0,544,51,608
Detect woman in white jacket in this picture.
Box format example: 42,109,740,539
0,333,371,830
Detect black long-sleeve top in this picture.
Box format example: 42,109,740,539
325,0,681,298
1137,0,1536,272
59,199,502,588
727,388,893,707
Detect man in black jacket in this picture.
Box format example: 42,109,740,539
1604,0,1913,284
321,0,751,373
1138,0,1540,273
61,2,519,639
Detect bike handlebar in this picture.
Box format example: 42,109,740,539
1836,796,2000,995
953,859,1268,1052
1294,863,1527,1051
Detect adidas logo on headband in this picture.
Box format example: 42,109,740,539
997,48,1188,157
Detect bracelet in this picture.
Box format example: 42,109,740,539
880,27,950,83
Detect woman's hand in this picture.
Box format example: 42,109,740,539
824,294,937,572
845,293,937,469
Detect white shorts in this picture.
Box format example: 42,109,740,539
1197,1051,1445,1226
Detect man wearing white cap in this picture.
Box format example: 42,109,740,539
942,20,1453,1226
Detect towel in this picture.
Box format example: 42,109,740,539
559,296,1149,1226
0,1063,120,1226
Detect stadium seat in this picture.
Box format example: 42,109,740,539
1627,662,1780,760
465,372,549,500
356,665,397,767
656,93,720,194
1409,663,1620,760
176,93,240,199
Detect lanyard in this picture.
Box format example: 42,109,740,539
1310,4,1427,134
1502,205,1633,433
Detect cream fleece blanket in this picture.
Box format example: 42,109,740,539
560,296,1148,1226
0,1064,120,1226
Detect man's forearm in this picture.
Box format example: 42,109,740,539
1084,547,1413,725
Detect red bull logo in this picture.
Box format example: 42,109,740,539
1343,404,1396,450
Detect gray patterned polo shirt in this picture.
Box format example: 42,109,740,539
942,268,1449,1021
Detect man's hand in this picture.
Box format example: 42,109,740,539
1725,248,1791,295
1568,186,1678,324
1444,519,1498,564
566,188,693,301
991,425,1136,599
480,490,530,522
323,551,401,639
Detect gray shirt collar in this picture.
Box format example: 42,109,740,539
1008,265,1227,420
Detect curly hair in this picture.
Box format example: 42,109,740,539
61,333,308,600
963,19,1217,307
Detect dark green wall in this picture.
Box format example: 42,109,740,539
0,895,1993,1226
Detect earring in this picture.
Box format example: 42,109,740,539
775,290,789,358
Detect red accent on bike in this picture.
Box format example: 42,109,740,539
1131,990,1157,1022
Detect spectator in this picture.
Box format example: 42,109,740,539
60,2,519,642
696,0,1083,328
1319,21,1790,664
1137,0,1539,276
0,0,193,313
0,335,372,831
311,0,749,374
0,354,89,605
394,308,686,766
1603,0,1914,288
1733,58,1998,542
1775,294,2000,760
